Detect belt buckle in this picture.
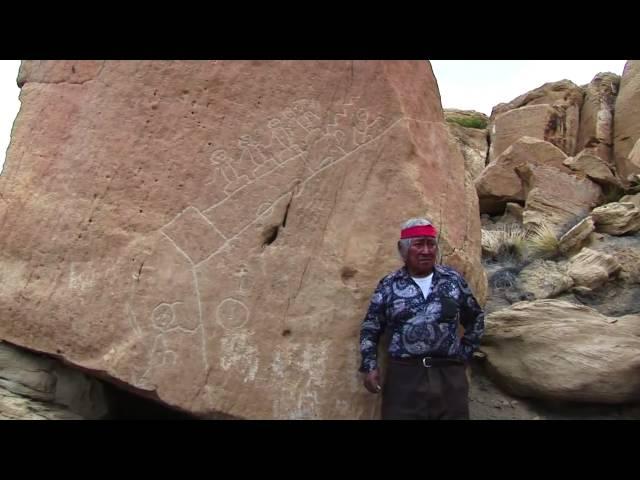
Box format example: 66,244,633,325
422,357,432,368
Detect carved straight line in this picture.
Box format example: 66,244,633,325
164,323,201,335
139,333,163,383
190,268,209,369
294,118,310,133
197,324,209,370
160,231,195,266
126,302,142,336
160,206,193,242
192,207,228,240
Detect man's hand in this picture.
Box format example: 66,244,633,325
363,369,382,394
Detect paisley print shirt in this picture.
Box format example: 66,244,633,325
359,265,485,373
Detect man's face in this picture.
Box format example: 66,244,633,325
405,236,438,276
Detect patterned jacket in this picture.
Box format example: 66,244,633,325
359,264,485,373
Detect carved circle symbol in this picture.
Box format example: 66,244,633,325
216,298,249,330
152,304,174,329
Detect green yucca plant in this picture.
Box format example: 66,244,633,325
526,222,560,259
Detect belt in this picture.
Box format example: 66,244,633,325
389,356,464,368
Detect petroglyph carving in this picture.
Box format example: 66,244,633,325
152,303,174,329
219,329,259,383
151,302,186,330
234,264,250,294
256,202,274,217
162,206,226,265
137,334,178,388
132,94,397,399
216,298,250,330
209,149,251,194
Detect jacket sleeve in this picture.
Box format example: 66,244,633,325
457,275,485,361
359,279,388,373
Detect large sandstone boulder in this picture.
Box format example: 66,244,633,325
576,73,620,166
566,247,621,289
517,164,602,235
563,150,621,188
491,80,585,119
613,61,640,183
517,260,573,299
445,109,489,181
475,137,568,214
591,201,640,235
0,60,485,419
483,300,640,404
489,80,584,161
558,216,595,255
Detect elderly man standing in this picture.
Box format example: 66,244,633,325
359,218,485,420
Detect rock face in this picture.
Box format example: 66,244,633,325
0,60,486,419
576,72,620,166
489,80,584,162
445,110,489,181
475,137,568,214
483,300,640,404
614,61,640,183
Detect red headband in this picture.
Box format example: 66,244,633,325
400,225,437,239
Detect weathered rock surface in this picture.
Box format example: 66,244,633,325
567,248,621,289
586,232,640,284
517,260,573,299
558,216,595,255
517,164,602,235
563,150,621,188
0,341,108,419
591,201,640,235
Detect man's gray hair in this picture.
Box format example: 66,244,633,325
397,217,437,261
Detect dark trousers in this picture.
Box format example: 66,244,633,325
381,359,470,420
